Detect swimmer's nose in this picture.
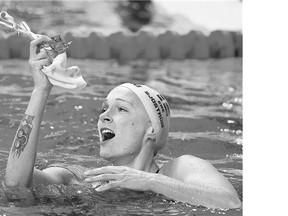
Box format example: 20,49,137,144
99,112,113,123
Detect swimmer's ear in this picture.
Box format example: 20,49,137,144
143,126,157,155
145,126,156,142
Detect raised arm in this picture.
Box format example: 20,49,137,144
5,36,54,187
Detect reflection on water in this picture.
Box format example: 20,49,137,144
0,58,242,215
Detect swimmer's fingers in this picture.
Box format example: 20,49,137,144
85,173,120,183
28,36,53,91
85,166,127,176
85,172,122,191
29,49,53,74
94,181,121,192
29,58,51,71
33,48,53,62
85,166,152,192
29,35,51,58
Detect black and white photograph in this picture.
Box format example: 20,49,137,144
0,0,243,215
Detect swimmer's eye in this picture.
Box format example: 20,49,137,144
118,107,128,112
99,107,107,113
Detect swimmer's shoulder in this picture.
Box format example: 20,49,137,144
158,155,220,182
159,155,237,193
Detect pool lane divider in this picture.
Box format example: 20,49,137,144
0,30,242,60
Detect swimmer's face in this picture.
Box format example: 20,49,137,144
97,86,151,165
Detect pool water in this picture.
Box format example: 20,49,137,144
0,58,242,215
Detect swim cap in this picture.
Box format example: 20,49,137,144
119,83,171,152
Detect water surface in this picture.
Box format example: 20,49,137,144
0,58,242,215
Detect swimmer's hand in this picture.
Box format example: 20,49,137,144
84,166,155,192
29,35,53,92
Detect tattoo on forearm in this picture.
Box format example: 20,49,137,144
11,114,35,158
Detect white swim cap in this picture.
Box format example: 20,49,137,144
119,83,171,152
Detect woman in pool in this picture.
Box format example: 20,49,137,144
5,36,241,209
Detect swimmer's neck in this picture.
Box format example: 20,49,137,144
110,142,158,173
113,159,158,173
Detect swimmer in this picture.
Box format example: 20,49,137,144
5,36,241,209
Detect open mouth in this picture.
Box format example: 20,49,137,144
100,128,115,142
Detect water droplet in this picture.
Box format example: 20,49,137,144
222,102,233,109
74,105,83,111
236,130,242,135
235,138,243,145
228,87,235,92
